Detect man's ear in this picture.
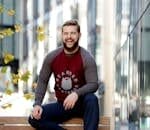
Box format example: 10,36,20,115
79,33,81,38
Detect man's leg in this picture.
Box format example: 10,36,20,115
82,93,99,130
28,102,69,130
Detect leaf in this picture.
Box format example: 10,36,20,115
24,93,34,100
0,5,4,14
14,24,22,32
7,9,15,16
1,66,7,73
11,73,20,84
5,88,13,95
37,26,44,33
4,28,14,36
37,33,45,41
0,33,4,39
3,52,14,64
1,103,12,109
12,78,18,84
20,71,31,82
37,26,45,41
0,32,4,39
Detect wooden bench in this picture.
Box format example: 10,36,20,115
0,116,110,130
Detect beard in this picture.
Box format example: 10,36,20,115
63,39,79,53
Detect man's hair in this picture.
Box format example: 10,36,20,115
62,19,80,33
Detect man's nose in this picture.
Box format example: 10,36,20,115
67,33,71,38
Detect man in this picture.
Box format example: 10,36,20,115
28,19,99,130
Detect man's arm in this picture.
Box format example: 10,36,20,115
31,54,52,120
33,54,52,106
75,48,99,96
33,47,63,106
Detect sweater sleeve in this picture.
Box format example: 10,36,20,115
33,54,52,106
33,47,63,106
74,48,99,96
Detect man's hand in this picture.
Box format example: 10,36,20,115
31,105,43,120
63,92,78,110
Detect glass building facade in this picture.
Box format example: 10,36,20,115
114,0,150,129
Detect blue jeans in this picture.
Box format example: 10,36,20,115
28,93,99,130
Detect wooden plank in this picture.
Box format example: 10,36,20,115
0,117,83,124
63,118,83,124
100,116,110,125
0,116,110,124
0,116,110,130
0,117,28,124
0,126,35,130
63,126,110,130
0,125,110,130
99,127,110,130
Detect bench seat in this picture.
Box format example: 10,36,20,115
0,116,110,130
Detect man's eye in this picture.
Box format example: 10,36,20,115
63,32,68,35
63,32,76,35
71,32,76,35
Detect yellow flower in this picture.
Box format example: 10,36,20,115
37,26,44,33
1,66,7,73
0,5,4,14
0,30,5,39
4,28,14,36
4,53,14,64
37,33,45,41
1,103,12,109
0,34,4,39
12,73,20,84
20,71,31,82
5,88,12,95
7,9,15,16
14,24,22,32
24,93,34,100
37,26,45,41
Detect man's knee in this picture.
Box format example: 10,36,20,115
84,93,98,104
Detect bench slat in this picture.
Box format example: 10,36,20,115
0,125,110,130
0,117,28,124
100,116,110,125
0,116,110,124
0,126,34,130
0,116,110,130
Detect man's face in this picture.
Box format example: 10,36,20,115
62,25,81,52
